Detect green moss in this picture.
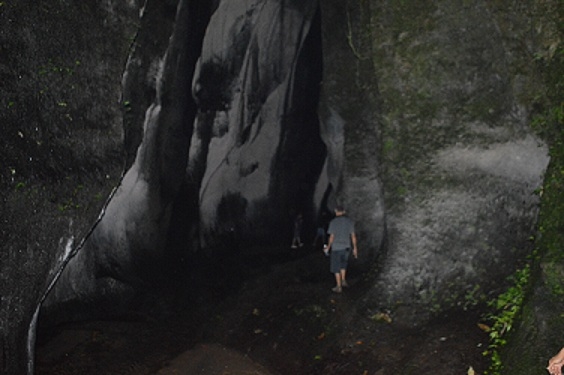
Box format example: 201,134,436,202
495,2,564,373
543,263,564,296
482,265,531,374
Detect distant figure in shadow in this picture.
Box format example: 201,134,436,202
312,210,330,249
324,205,358,293
548,347,564,375
291,213,304,248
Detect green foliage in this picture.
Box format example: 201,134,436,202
487,24,564,361
123,100,132,113
37,59,79,77
531,1,564,271
463,284,487,310
293,304,327,320
56,184,85,212
482,265,531,375
543,262,564,296
14,181,26,191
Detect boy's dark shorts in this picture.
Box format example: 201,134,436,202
330,249,350,273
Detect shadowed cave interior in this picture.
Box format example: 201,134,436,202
32,7,368,373
29,2,494,373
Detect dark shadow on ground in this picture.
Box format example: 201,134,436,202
35,244,488,374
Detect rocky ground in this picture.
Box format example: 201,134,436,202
35,245,488,374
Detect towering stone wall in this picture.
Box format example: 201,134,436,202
365,0,549,323
0,1,143,373
0,1,558,373
188,0,325,251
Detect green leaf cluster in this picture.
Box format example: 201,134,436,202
531,2,564,288
487,3,564,372
482,265,531,375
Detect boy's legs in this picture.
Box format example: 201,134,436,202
332,273,342,293
331,251,348,292
340,269,348,287
334,272,342,287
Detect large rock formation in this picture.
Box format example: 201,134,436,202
41,0,212,321
188,0,326,251
0,1,143,373
1,0,559,373
365,1,550,322
317,0,386,268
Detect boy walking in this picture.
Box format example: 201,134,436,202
324,205,358,293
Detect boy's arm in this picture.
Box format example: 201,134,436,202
327,234,335,249
324,234,335,255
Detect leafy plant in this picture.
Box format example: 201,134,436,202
481,265,531,375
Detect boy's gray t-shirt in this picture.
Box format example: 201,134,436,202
327,216,355,250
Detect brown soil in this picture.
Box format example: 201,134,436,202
35,246,489,375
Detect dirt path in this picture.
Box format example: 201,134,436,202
36,248,489,374
156,343,273,375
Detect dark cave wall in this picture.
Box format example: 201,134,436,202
0,1,144,373
500,2,564,373
364,0,549,323
188,0,325,251
41,0,213,318
0,0,559,373
317,0,385,269
41,0,329,343
121,0,182,166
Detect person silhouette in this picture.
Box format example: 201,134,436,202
324,205,358,293
291,213,304,248
312,210,330,249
